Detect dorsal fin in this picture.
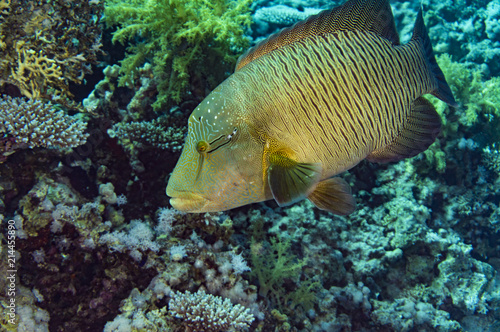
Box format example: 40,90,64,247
236,0,399,71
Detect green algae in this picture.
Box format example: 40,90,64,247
104,0,252,111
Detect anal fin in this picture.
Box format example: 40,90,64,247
308,177,356,215
367,97,441,163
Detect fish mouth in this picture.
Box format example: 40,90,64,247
169,192,207,212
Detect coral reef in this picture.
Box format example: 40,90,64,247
0,0,104,105
250,234,318,313
1,0,500,331
0,96,89,151
108,116,186,160
433,54,500,129
169,289,254,331
422,0,500,73
254,5,322,26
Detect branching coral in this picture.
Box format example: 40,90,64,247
169,289,254,331
107,115,186,173
10,41,64,100
0,96,89,149
104,0,252,111
108,116,186,153
0,0,10,52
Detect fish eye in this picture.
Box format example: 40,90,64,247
196,140,209,153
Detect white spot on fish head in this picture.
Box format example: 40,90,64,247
189,89,243,142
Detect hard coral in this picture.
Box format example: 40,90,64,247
254,5,322,26
108,116,186,153
0,0,104,106
104,0,252,111
0,96,89,150
169,289,254,331
11,41,64,100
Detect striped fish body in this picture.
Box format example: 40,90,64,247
236,30,436,179
167,0,457,214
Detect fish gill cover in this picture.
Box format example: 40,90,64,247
0,0,499,331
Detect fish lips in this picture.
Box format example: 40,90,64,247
169,192,208,212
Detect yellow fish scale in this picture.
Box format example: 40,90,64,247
236,29,436,178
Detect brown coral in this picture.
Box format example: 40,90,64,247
0,0,104,106
10,41,64,99
0,0,9,15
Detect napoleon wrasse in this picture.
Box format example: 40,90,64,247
166,0,457,215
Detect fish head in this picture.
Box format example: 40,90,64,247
167,89,265,212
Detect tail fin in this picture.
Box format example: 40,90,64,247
412,9,458,107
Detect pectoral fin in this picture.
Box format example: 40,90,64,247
268,152,321,206
308,177,356,215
